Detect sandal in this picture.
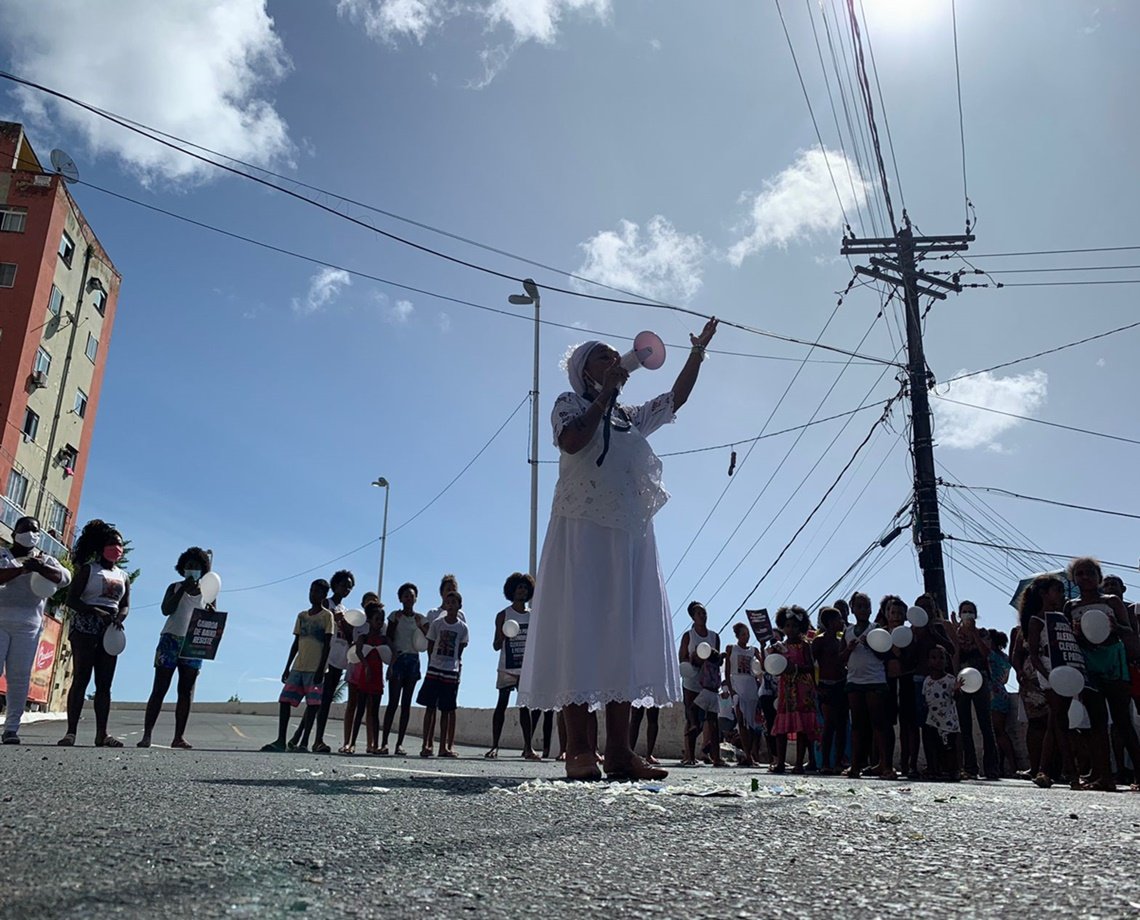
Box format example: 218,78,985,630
96,736,124,748
394,746,408,757
603,754,669,782
171,739,193,750
1032,773,1053,789
58,734,76,747
484,749,499,759
523,750,542,761
312,742,331,754
136,737,152,749
377,746,390,756
419,748,433,758
338,745,352,754
440,750,458,759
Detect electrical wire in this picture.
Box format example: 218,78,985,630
939,482,1140,522
950,0,969,231
942,320,1140,384
951,245,1140,259
2,70,899,366
931,395,1140,446
943,536,1139,574
856,0,905,213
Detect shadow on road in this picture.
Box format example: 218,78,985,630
195,774,511,797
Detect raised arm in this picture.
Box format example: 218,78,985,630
671,317,718,412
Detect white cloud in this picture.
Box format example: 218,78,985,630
293,268,352,315
385,298,416,324
727,148,870,266
484,0,610,45
575,215,706,303
336,0,446,44
1,0,293,185
933,370,1048,451
435,312,452,333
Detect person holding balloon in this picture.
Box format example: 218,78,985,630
1020,574,1083,788
0,516,71,744
922,645,962,781
60,520,130,747
841,591,892,779
380,582,427,756
1066,557,1140,792
342,590,380,753
486,572,539,760
138,547,218,749
725,622,762,767
948,601,999,780
347,601,389,754
679,601,721,766
770,606,818,775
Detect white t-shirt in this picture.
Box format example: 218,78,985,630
845,624,887,685
0,548,70,625
727,643,759,699
326,601,350,670
162,583,204,637
426,606,467,625
427,616,469,673
681,627,720,692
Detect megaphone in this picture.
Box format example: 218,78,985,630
619,331,666,374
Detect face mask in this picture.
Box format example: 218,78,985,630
14,531,40,549
185,569,202,581
103,545,124,564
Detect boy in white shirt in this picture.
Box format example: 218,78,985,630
416,590,469,758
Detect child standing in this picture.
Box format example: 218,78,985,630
922,646,961,781
347,601,388,754
417,590,469,758
695,650,725,766
262,580,334,752
771,606,818,774
342,591,380,753
725,623,761,767
812,607,847,774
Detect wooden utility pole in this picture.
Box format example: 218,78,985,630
841,216,974,615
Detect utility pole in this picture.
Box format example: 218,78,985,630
841,215,974,615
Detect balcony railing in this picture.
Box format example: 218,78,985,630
0,494,70,560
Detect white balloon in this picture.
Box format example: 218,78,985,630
867,628,893,653
958,667,983,694
412,629,429,653
199,572,222,605
379,645,393,665
891,625,914,649
696,641,712,660
1080,609,1111,645
1049,665,1085,698
906,606,929,628
764,652,788,676
29,572,57,598
102,626,126,656
342,608,366,628
502,619,520,639
679,661,698,680
346,645,361,665
750,657,764,677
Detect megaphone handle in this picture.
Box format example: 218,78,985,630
595,391,618,467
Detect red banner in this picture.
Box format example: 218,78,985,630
1,615,62,704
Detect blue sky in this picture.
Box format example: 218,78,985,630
1,0,1137,707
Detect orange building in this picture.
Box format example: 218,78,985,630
0,121,121,557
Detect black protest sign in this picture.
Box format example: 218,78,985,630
179,609,228,660
746,609,773,644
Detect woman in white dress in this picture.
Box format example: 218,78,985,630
519,317,718,781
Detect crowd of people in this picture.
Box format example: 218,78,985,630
1,321,1137,795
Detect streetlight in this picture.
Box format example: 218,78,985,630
372,477,390,600
508,279,541,577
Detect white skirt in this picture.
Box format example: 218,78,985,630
518,515,681,711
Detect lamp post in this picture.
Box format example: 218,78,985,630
508,279,541,576
372,477,390,600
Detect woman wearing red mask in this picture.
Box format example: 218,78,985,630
59,519,131,747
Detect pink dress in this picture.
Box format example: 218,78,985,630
771,641,819,739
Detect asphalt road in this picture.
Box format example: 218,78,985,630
3,710,1140,919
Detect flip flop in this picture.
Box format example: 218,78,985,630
57,734,76,747
484,749,499,759
171,739,193,750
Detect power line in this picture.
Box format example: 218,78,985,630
939,482,1140,522
78,179,872,368
1001,279,1140,288
856,0,905,213
950,0,970,232
721,395,901,627
3,70,899,367
942,319,1140,383
948,245,1140,259
930,394,1140,446
982,264,1140,274
943,536,1139,574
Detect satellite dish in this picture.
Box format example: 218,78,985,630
50,149,79,183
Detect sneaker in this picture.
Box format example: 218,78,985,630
2,731,19,745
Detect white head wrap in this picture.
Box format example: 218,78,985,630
562,340,608,396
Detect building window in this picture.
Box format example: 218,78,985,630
48,284,65,317
74,388,88,418
5,470,30,509
47,499,68,535
0,207,27,233
85,332,98,363
22,408,39,442
91,288,107,315
59,445,78,474
0,263,15,288
34,346,52,377
58,231,75,267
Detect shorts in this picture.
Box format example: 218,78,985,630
416,673,460,712
279,670,322,708
154,633,204,671
694,689,719,714
847,682,889,695
718,717,735,736
818,680,846,709
496,671,520,691
388,653,422,684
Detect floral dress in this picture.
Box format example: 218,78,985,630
771,641,819,739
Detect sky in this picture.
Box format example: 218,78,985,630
1,0,1137,708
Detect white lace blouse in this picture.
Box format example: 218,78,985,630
549,390,676,536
